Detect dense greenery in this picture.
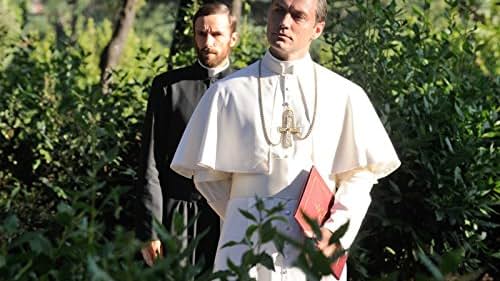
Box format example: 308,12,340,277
1,0,498,280
321,0,499,279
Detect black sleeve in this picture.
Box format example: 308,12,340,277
135,77,164,242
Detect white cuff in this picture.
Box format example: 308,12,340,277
323,170,375,249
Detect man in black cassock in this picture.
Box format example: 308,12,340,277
135,1,238,269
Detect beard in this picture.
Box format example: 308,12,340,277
196,46,229,68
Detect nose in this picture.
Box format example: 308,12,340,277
279,12,293,29
204,34,215,47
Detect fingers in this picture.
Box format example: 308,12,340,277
315,227,332,249
151,240,163,257
321,243,338,257
159,243,164,257
141,247,154,266
141,240,163,267
315,227,338,257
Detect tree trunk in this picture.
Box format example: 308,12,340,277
231,0,242,25
99,0,137,93
167,0,197,71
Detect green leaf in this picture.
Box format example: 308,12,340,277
453,166,464,185
301,211,322,239
265,203,286,215
418,249,444,281
245,225,258,240
259,221,277,244
2,215,19,235
254,198,265,211
263,215,287,224
239,209,257,222
490,252,500,259
329,221,349,244
28,233,52,255
439,248,464,274
444,137,454,153
242,251,258,266
226,258,243,276
57,202,74,216
221,241,241,249
258,253,275,271
273,235,285,253
39,148,52,163
87,256,115,281
482,131,499,138
384,246,396,255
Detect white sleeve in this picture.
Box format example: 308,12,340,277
193,169,232,220
323,170,376,249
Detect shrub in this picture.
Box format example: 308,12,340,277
322,0,499,278
1,0,498,280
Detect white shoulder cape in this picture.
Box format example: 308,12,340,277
171,61,400,182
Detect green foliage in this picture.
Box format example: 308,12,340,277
214,198,349,281
321,0,499,279
0,18,178,281
0,205,209,281
0,17,165,238
0,0,498,280
231,1,267,69
0,0,22,69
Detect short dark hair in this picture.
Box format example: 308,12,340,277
269,0,327,23
192,2,237,33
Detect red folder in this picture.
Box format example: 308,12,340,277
294,166,347,279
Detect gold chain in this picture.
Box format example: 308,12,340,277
257,59,318,146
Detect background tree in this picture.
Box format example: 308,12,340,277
0,0,497,280
99,0,139,92
231,0,242,25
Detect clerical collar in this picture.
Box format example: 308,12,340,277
262,50,312,75
198,58,230,78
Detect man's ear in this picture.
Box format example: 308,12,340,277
230,31,239,48
312,20,325,40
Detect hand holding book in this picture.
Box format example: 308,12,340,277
316,227,340,257
294,166,348,279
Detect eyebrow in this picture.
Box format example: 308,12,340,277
273,0,309,18
272,0,287,9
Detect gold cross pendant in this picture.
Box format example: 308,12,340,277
279,107,301,148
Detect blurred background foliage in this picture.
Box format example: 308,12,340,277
0,0,498,280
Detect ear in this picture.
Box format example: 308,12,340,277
311,20,325,40
229,31,239,48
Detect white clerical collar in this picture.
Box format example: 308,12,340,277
262,50,313,75
198,58,230,78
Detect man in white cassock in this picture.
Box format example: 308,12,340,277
171,0,401,280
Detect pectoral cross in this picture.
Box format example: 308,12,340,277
279,106,301,148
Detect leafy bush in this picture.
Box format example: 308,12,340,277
322,0,499,279
0,21,166,280
1,0,498,280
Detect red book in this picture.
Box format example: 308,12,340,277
294,166,347,279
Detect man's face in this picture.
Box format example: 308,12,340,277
266,0,325,60
194,13,237,68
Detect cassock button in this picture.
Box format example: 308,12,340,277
284,210,291,215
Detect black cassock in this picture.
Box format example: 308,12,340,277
136,61,232,270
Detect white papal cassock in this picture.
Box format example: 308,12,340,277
171,51,401,281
